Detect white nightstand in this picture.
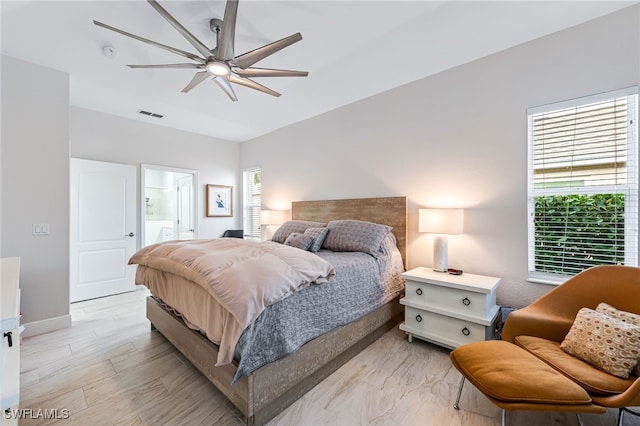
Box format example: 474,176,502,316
1,257,21,426
399,266,501,349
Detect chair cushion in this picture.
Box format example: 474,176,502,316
450,340,592,405
596,302,640,377
560,308,640,379
515,335,637,395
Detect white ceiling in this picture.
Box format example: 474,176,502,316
1,1,636,142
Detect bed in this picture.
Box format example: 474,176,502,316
132,196,407,426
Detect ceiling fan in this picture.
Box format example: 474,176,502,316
94,0,308,101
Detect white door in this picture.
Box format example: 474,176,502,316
177,175,195,240
70,159,137,302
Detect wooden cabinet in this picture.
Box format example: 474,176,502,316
399,267,501,349
1,257,21,425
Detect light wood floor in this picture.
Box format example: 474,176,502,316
19,286,639,426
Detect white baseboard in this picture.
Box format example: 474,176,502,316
22,314,72,337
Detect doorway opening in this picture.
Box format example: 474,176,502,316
141,164,197,247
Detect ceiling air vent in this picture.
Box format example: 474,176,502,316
138,110,164,119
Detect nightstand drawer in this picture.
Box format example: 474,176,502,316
405,280,496,321
403,306,493,348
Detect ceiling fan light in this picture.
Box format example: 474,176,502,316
207,61,230,77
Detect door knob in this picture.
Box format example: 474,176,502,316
125,232,135,237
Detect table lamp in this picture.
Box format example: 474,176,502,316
260,210,288,240
419,208,464,272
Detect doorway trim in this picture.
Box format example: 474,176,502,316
141,164,199,246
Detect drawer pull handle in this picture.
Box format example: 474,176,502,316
4,331,13,347
462,297,471,306
416,288,423,296
461,327,470,336
416,314,423,323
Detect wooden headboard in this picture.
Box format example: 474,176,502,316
291,196,407,266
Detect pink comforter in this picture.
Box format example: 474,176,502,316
129,238,335,364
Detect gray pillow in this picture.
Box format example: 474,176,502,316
303,227,330,252
271,220,326,244
283,233,314,251
322,220,392,257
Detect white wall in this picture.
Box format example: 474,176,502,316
1,56,71,325
0,59,240,329
69,107,241,241
241,6,640,308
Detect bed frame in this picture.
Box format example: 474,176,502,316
146,196,407,425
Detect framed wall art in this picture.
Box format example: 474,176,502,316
206,184,233,217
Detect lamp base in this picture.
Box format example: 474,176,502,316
263,224,276,241
433,235,448,272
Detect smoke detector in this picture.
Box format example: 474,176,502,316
102,45,118,59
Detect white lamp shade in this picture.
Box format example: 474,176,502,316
419,208,464,235
260,210,288,225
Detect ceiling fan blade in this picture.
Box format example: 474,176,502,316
128,63,204,69
235,67,308,78
233,33,303,69
146,0,212,59
94,20,204,63
214,77,238,102
229,76,280,97
181,72,211,93
217,0,238,61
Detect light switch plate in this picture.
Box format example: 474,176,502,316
32,223,50,235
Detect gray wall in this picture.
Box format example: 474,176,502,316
1,56,70,324
240,5,640,308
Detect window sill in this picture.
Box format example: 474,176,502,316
527,274,569,286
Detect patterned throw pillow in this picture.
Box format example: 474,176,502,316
322,219,392,257
283,233,314,251
596,302,640,376
560,307,640,379
303,227,330,252
271,220,326,244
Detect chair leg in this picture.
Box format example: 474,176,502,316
576,412,584,426
615,407,640,426
453,376,465,410
501,409,507,426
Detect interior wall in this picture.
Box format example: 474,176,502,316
240,6,640,308
1,55,71,324
0,59,240,330
69,107,241,241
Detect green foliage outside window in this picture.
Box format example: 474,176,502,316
534,194,625,275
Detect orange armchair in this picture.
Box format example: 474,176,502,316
502,265,640,425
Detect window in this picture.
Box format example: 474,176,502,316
527,88,638,283
243,167,261,240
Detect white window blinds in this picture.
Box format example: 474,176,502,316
527,88,638,282
243,168,261,240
